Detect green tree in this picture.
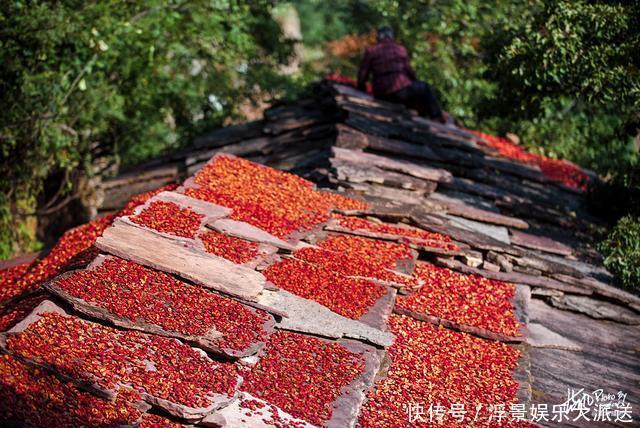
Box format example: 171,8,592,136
0,0,293,258
599,216,640,292
482,0,640,170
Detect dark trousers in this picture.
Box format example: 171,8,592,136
379,80,443,120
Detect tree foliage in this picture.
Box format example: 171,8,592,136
599,216,640,292
0,0,293,258
482,0,639,170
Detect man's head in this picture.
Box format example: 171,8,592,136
377,26,394,42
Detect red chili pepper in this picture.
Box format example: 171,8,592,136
183,155,365,239
130,200,204,238
0,354,144,426
7,312,238,409
467,129,589,190
397,263,521,337
358,315,522,427
242,331,365,425
199,230,260,264
263,258,386,319
332,213,459,251
56,257,270,353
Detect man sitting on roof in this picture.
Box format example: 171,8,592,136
357,26,448,124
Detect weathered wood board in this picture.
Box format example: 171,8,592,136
95,221,266,300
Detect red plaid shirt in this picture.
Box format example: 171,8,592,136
357,39,416,97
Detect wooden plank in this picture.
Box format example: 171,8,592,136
332,147,452,183
332,162,438,192
192,120,265,149
509,229,573,256
529,299,640,421
434,257,592,295
209,218,296,251
95,221,266,300
428,192,529,229
257,289,395,347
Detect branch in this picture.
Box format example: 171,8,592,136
130,1,188,23
36,193,79,215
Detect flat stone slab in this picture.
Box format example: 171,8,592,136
332,147,452,183
413,212,523,256
442,214,511,244
232,333,382,428
429,193,529,229
513,344,532,406
209,218,296,251
145,190,231,219
325,340,384,428
527,323,582,351
257,289,394,348
529,299,640,416
510,228,572,256
435,257,592,295
324,221,461,257
201,392,318,428
95,221,266,301
289,244,420,290
553,274,640,311
549,295,640,325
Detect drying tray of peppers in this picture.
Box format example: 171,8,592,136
327,213,462,255
0,354,154,427
238,330,382,428
0,301,240,422
45,255,275,357
358,315,525,428
0,184,178,309
395,262,525,342
118,188,291,268
467,129,590,192
263,257,396,330
180,154,367,244
293,233,422,290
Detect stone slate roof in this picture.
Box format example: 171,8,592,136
1,80,639,427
